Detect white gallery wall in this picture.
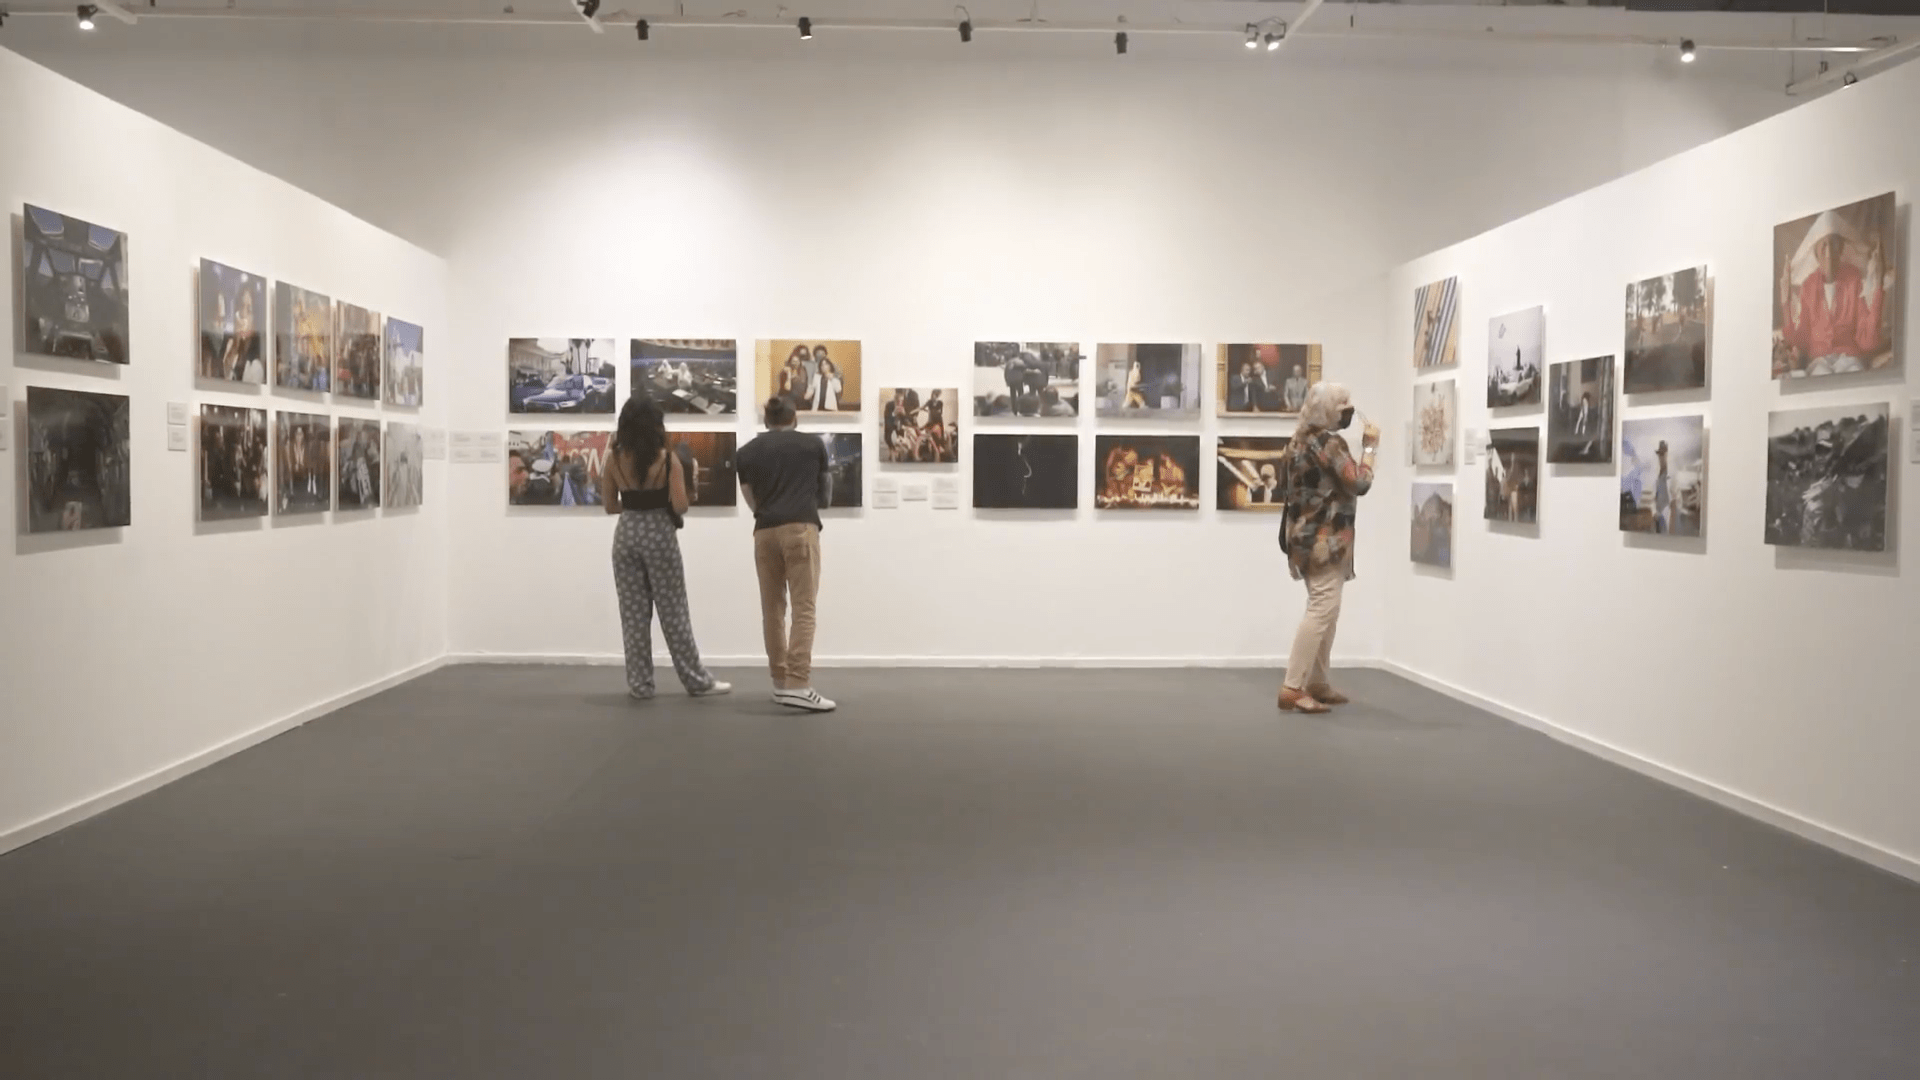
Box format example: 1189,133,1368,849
0,48,451,850
1381,59,1920,872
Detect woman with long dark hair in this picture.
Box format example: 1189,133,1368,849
602,396,728,701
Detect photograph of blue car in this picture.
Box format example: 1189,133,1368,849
508,338,617,414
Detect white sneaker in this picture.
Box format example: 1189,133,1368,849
690,681,732,698
773,688,837,712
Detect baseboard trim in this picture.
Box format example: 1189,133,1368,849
1373,659,1920,886
446,652,1326,669
0,656,449,859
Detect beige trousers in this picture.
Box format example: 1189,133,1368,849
1283,561,1346,692
753,523,822,689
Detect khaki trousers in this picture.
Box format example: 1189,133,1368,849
753,523,822,689
1283,561,1346,692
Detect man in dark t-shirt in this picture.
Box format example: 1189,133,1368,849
737,396,837,712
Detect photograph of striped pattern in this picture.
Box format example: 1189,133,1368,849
1412,276,1461,370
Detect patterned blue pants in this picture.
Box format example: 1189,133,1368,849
612,510,716,695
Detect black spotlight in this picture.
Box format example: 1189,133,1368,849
1679,39,1696,64
1842,71,1859,87
77,4,98,30
636,19,650,40
580,0,600,19
959,19,972,43
798,16,813,39
1115,31,1128,55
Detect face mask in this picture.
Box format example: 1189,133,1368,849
1337,407,1355,430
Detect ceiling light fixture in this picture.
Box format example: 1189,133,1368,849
1679,39,1696,63
959,19,971,43
1244,25,1258,50
579,0,600,20
77,4,97,30
1265,32,1282,52
798,16,812,40
635,18,648,40
1842,70,1859,87
1115,31,1127,55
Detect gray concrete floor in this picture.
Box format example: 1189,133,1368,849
1,666,1917,1079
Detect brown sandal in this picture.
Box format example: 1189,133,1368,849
1307,685,1349,706
1278,688,1332,714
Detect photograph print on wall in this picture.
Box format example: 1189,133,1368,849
1546,356,1615,464
818,433,864,507
1412,276,1460,370
25,386,130,532
672,432,739,507
1772,192,1897,379
385,422,425,510
198,259,267,384
199,404,269,521
1764,402,1889,551
275,411,332,515
1218,344,1321,416
1096,344,1202,419
756,340,863,415
632,340,737,415
881,388,959,464
22,205,130,365
1094,435,1201,510
275,282,332,392
974,342,1081,418
1413,380,1457,467
1484,427,1539,524
1621,415,1705,537
973,434,1077,509
507,430,609,508
509,338,617,414
384,319,425,407
336,418,383,510
1624,266,1711,393
334,302,382,400
1411,483,1453,568
1486,306,1544,407
1216,437,1290,512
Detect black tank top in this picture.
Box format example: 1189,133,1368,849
617,450,672,512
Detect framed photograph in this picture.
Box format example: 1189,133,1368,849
507,430,609,507
755,340,863,415
508,338,618,414
336,417,383,510
1772,192,1897,379
199,404,269,521
274,411,332,515
22,205,129,365
1621,415,1705,536
973,434,1077,509
632,339,737,415
1216,436,1290,511
1413,379,1457,467
672,432,739,507
25,386,130,532
1412,276,1460,370
880,388,959,463
198,259,266,384
1624,267,1710,393
1217,344,1321,416
1095,344,1201,419
274,282,333,392
1484,427,1539,524
1546,356,1615,464
384,318,425,407
818,433,863,507
385,422,424,509
1093,435,1201,510
334,302,382,400
973,342,1081,418
1765,403,1888,550
1486,307,1543,407
1411,483,1453,567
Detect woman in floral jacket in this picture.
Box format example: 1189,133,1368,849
1278,382,1379,713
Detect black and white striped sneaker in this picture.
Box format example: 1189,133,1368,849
773,688,837,712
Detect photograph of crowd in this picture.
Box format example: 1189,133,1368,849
274,282,332,392
1764,402,1888,551
197,259,266,384
1215,437,1290,512
881,388,959,463
1411,483,1454,568
336,418,383,510
1095,344,1201,418
973,342,1081,418
334,302,383,399
384,319,425,407
274,411,332,515
1094,435,1201,510
1413,379,1457,466
507,430,608,508
1621,415,1705,537
1486,306,1544,407
672,432,739,507
1413,276,1460,370
1484,427,1539,524
386,423,425,510
25,386,130,532
973,434,1078,509
1624,266,1711,393
633,339,737,415
509,338,617,414
22,205,129,365
756,340,863,415
819,433,864,507
1546,355,1615,464
1217,344,1320,416
199,404,269,521
1772,192,1897,379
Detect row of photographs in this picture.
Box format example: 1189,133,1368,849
20,203,425,404
515,339,1326,421
1414,191,1900,391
